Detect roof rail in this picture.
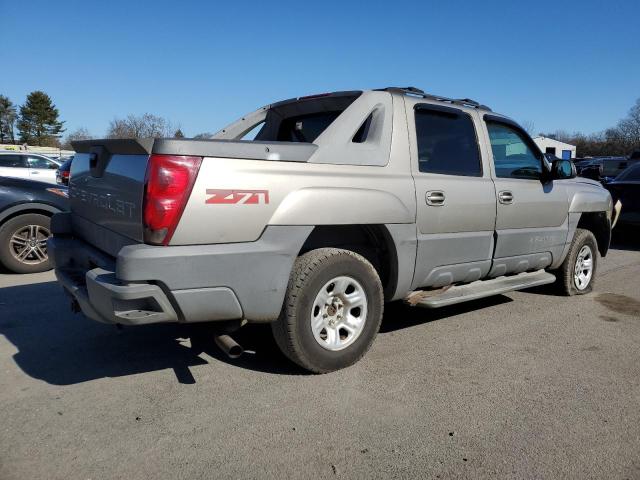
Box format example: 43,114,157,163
379,86,492,111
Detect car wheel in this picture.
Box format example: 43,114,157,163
0,213,52,274
557,228,598,295
272,248,384,373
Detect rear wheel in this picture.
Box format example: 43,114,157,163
0,213,52,274
557,228,598,295
272,248,384,373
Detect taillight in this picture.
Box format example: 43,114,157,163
143,154,202,245
62,171,70,179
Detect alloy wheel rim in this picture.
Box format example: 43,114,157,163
573,245,593,291
310,276,368,351
9,225,50,265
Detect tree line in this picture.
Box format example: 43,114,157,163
527,98,640,157
2,91,638,157
0,91,199,149
0,91,65,147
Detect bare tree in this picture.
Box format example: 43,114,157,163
62,127,92,149
193,132,213,139
614,98,640,153
107,113,175,138
520,120,536,136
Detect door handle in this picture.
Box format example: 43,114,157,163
498,190,513,204
31,171,39,174
426,190,445,206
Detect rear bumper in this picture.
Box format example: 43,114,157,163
50,237,243,325
48,214,312,325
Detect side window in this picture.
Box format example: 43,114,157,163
28,156,56,169
0,155,28,168
487,122,542,179
414,108,482,176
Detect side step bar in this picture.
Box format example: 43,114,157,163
406,270,556,309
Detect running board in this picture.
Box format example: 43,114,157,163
406,270,556,309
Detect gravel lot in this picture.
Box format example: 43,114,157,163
1,237,639,479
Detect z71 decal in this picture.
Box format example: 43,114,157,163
205,189,270,205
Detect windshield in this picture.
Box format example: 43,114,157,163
615,162,640,181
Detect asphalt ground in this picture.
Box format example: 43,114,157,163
1,232,639,479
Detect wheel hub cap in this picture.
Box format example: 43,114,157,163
311,276,368,351
573,245,593,291
9,224,50,265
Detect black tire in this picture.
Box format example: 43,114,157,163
0,213,52,274
272,248,384,373
556,228,598,296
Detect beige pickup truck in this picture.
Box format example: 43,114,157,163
48,87,613,372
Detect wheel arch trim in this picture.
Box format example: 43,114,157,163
0,203,62,226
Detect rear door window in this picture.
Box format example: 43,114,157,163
0,155,28,168
414,107,482,176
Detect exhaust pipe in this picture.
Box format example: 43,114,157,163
214,334,244,359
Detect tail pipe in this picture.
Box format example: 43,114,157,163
214,334,244,359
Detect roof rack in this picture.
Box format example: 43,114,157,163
379,86,492,111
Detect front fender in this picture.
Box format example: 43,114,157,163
568,188,612,213
268,187,414,225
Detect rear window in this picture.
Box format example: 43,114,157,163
275,111,342,143
253,93,360,143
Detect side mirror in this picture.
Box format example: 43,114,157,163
551,159,576,179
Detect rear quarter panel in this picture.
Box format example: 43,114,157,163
170,159,416,244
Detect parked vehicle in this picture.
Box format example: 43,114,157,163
56,157,73,185
0,152,62,185
48,87,613,372
0,176,68,273
605,162,640,227
576,156,639,183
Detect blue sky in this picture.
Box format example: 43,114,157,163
2,0,639,138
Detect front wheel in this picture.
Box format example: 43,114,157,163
272,248,384,373
557,228,598,295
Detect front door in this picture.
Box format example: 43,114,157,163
483,117,569,276
408,101,497,289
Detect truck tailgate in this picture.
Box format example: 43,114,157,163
70,139,152,246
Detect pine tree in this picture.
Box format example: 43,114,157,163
174,128,185,138
17,91,65,146
0,95,17,144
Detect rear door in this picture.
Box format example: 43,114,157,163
407,100,497,289
483,116,568,276
27,155,59,184
0,154,30,180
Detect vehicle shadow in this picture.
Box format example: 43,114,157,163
0,280,512,384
